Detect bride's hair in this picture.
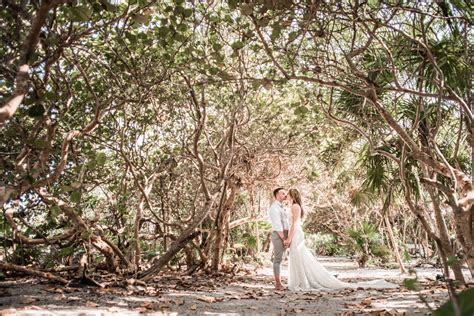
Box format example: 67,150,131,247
289,188,304,218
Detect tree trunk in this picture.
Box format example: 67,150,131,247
134,178,153,271
134,195,145,270
38,188,127,272
384,215,407,273
160,177,168,252
211,180,238,271
0,0,58,124
466,202,474,277
139,196,216,281
426,185,466,283
0,261,68,284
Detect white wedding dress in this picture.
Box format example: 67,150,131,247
288,212,398,291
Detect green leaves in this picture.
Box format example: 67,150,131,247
446,255,460,267
294,106,309,117
95,152,107,166
246,235,257,249
262,79,273,90
172,4,192,18
231,41,245,51
58,246,75,257
158,26,170,38
61,185,73,193
49,205,61,220
27,104,45,117
66,6,92,22
228,0,239,10
357,144,390,195
240,4,254,16
70,190,82,203
434,288,474,316
183,8,193,18
176,23,188,32
84,151,107,170
131,13,151,24
271,24,282,42
346,221,385,261
212,43,223,51
70,181,81,190
256,16,269,27
288,31,299,42
0,0,470,285
403,278,420,291
367,0,379,8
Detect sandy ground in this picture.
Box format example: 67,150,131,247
0,256,471,315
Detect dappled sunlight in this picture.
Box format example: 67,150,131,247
1,1,471,315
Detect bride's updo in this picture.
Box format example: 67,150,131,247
288,188,304,218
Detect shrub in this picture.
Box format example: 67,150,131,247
304,232,349,256
347,221,390,266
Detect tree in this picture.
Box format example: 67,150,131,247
229,0,472,282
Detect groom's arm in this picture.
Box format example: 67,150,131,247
276,231,286,240
269,205,285,240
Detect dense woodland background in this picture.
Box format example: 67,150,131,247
0,0,472,295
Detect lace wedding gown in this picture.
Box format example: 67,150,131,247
288,214,398,291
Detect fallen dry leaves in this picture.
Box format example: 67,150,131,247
366,310,405,316
197,296,216,303
344,296,376,310
19,297,38,305
361,297,375,307
0,264,449,316
44,286,64,294
287,307,305,313
174,299,185,305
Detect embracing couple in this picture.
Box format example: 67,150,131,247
269,187,397,291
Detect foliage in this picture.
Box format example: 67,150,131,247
434,288,474,316
304,233,350,257
347,222,390,264
0,0,471,281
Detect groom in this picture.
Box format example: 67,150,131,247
269,187,289,290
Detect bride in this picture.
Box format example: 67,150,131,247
284,188,398,290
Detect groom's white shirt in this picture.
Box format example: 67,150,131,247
269,201,289,232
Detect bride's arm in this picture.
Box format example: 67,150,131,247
286,205,300,245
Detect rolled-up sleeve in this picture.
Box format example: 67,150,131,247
269,204,283,232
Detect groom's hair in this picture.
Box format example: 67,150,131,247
273,187,284,198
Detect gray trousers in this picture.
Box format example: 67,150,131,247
271,230,288,276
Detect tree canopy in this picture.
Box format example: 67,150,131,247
0,0,472,301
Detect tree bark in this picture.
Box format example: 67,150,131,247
134,177,154,271
0,261,68,284
384,215,407,273
37,188,128,271
212,180,238,271
139,197,216,281
426,184,466,283
0,0,66,124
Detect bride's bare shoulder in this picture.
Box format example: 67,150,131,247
291,204,301,211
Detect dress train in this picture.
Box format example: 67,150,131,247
288,220,398,291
